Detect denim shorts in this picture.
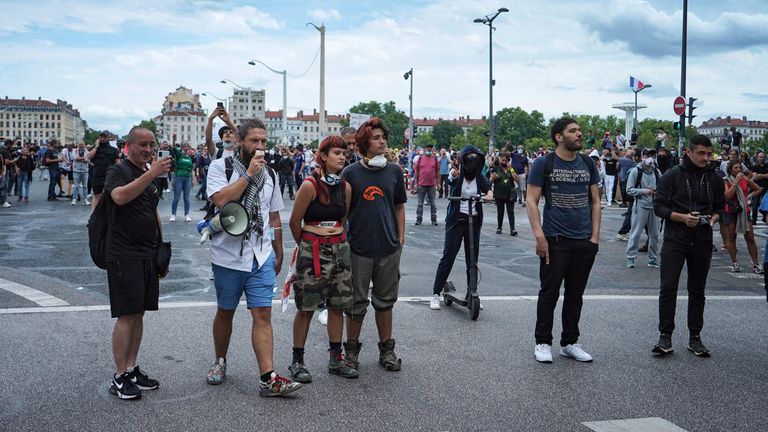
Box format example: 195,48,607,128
212,253,275,310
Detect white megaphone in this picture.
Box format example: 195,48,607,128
196,201,250,244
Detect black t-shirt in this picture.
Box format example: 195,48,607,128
753,162,768,188
44,148,60,167
0,147,11,165
92,144,120,179
604,158,618,176
341,162,407,258
104,161,160,261
733,131,743,147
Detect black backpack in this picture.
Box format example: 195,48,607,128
202,157,276,220
633,165,661,189
88,163,131,269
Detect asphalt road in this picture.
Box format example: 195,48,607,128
1,178,767,431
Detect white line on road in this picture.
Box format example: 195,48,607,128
1,295,765,315
583,417,688,432
0,278,69,307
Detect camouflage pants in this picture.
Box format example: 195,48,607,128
294,238,353,311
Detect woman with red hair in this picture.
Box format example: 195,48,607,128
288,135,357,382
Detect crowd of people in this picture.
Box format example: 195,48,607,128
3,109,767,403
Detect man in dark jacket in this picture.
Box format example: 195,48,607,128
652,134,724,358
429,146,491,310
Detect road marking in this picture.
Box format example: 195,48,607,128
1,295,764,315
583,417,688,432
0,278,69,307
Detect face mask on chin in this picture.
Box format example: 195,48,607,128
365,154,387,168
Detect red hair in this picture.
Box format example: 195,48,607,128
312,135,347,206
355,117,389,156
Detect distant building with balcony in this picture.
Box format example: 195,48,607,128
0,96,85,145
155,86,206,146
698,116,768,143
227,88,266,125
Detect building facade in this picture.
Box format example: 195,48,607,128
413,115,487,136
155,86,206,146
297,109,346,145
0,96,85,145
699,116,768,143
227,88,265,125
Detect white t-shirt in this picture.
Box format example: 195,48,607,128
448,171,479,216
206,158,284,272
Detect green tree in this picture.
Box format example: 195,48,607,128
83,128,101,146
431,120,464,149
495,107,547,147
137,119,157,135
523,137,550,153
414,131,436,148
347,101,409,150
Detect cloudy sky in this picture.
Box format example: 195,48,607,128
1,0,766,135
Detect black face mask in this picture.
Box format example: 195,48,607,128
463,156,482,180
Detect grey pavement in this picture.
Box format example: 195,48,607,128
1,178,767,431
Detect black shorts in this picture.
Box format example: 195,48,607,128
93,176,105,194
64,170,73,181
107,259,159,318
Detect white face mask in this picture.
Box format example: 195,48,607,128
366,154,387,168
222,141,234,149
644,157,655,166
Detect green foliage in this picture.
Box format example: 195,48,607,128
743,133,768,155
431,120,464,149
347,101,408,150
523,137,550,153
414,131,436,148
495,107,547,146
339,117,349,127
83,128,101,146
137,119,157,135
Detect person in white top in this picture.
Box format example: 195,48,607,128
204,118,301,397
71,141,90,205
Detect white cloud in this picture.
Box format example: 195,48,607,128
307,8,342,22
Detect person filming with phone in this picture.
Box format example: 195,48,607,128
652,134,724,358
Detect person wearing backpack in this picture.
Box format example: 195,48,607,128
526,117,601,364
102,126,172,400
625,149,662,268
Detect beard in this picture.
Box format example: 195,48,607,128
563,138,583,152
242,149,254,166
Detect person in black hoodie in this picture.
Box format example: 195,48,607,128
652,134,724,358
429,145,492,310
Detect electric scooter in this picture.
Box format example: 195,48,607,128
442,194,491,321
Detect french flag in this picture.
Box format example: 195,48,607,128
629,76,645,91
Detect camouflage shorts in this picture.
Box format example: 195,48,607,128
294,238,353,311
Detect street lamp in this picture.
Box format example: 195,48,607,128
221,78,251,122
249,59,288,146
307,23,326,141
632,84,652,129
404,69,414,158
474,7,508,155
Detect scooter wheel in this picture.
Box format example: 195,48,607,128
444,295,453,307
469,297,480,320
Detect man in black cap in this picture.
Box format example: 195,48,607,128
205,105,237,161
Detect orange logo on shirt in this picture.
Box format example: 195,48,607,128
362,186,384,201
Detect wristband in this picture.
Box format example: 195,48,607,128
241,173,253,183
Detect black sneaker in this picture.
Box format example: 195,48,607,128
510,229,518,236
128,365,159,390
496,228,502,234
687,337,710,357
652,334,674,355
109,372,142,400
414,220,422,226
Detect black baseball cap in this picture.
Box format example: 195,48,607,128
218,126,232,140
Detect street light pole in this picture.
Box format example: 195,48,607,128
249,60,289,146
308,23,326,141
474,7,508,156
404,68,414,156
679,0,688,156
220,79,250,123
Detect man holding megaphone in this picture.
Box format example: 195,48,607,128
204,118,301,397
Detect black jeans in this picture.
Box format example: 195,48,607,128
495,198,515,230
751,190,767,224
432,217,481,295
658,238,712,336
280,173,295,198
439,174,449,197
535,237,598,346
47,166,60,199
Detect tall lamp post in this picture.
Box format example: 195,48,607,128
403,68,414,157
249,60,288,146
474,7,508,156
678,0,689,156
202,92,228,110
307,23,326,141
220,78,251,122
632,84,652,129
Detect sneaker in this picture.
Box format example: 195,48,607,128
647,259,659,268
288,361,312,383
753,263,764,275
687,337,710,357
496,228,502,234
510,229,518,236
2,202,11,208
430,294,441,310
328,352,359,379
344,340,362,371
83,200,90,205
652,334,674,355
71,199,77,206
184,215,192,222
432,221,438,226
626,258,635,268
638,244,648,252
730,262,741,273
534,344,553,363
616,233,628,241
521,203,526,208
414,220,422,226
169,215,176,222
128,365,159,390
317,309,328,326
560,343,593,362
259,372,302,397
109,372,142,400
206,358,226,385
378,339,402,371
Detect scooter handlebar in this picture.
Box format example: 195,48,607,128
446,194,494,203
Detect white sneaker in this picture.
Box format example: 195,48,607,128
71,199,77,206
169,215,176,222
185,215,192,222
317,309,328,326
2,202,11,208
429,294,441,310
535,344,553,363
560,343,593,362
83,200,90,205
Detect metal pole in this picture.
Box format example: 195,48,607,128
678,0,688,156
633,90,638,127
408,68,414,155
282,70,288,146
319,25,326,142
488,23,494,156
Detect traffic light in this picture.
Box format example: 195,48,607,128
687,97,698,125
483,130,490,137
673,121,682,131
